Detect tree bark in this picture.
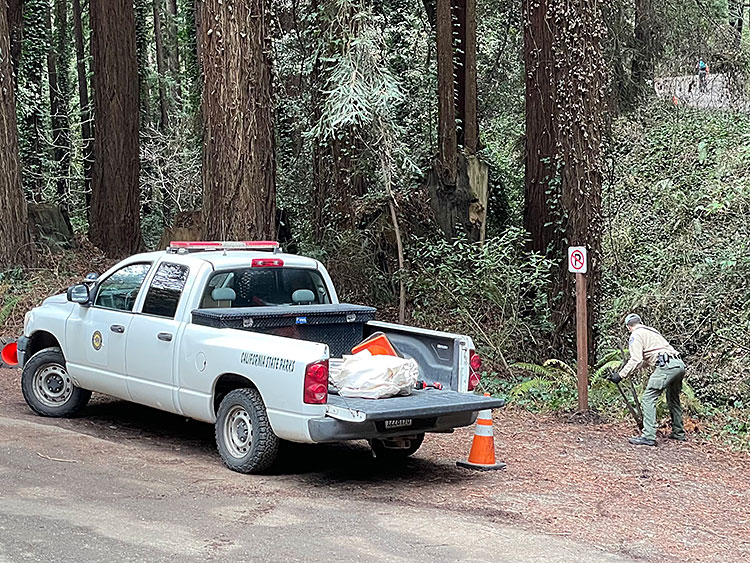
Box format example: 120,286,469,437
523,0,556,255
461,0,478,154
135,0,152,127
549,0,606,359
631,0,658,101
7,0,23,81
181,0,200,116
18,0,47,201
72,0,92,216
0,3,33,267
436,0,456,184
198,0,276,241
89,0,142,256
164,0,182,106
153,0,169,131
46,0,72,207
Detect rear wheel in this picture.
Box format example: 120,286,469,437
370,433,425,461
215,388,279,474
21,348,91,417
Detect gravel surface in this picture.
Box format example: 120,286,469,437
1,367,748,562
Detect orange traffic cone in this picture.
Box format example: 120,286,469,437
457,397,505,471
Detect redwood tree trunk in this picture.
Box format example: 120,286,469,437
135,0,152,127
165,0,182,106
550,0,606,359
89,0,142,255
153,0,170,131
19,0,47,201
523,0,556,255
631,0,658,101
198,0,276,241
7,0,23,81
436,0,456,184
46,0,72,206
0,3,32,267
453,0,478,153
72,0,93,215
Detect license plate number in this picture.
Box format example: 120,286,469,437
384,418,412,429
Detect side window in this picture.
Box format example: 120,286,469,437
142,263,190,319
94,263,152,312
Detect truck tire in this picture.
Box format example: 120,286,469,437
370,433,425,461
215,388,279,474
21,347,91,418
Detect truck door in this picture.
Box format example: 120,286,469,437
125,260,191,413
65,262,153,399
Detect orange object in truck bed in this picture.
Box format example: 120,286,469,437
351,332,398,356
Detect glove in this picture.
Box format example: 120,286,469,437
608,371,622,384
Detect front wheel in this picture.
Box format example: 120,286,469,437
21,347,91,417
215,388,279,474
369,433,425,461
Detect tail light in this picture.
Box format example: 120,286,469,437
304,360,329,404
468,350,482,391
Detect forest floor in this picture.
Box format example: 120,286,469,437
0,367,747,563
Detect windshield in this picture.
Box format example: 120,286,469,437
200,267,331,308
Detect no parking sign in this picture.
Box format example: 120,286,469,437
568,246,588,274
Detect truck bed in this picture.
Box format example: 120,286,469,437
326,389,505,421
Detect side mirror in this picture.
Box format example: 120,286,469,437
67,284,91,305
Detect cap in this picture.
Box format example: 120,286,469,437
624,313,642,327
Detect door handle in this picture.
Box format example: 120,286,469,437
157,332,173,342
110,324,125,334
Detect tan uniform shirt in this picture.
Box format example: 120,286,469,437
619,325,678,379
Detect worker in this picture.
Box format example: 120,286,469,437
608,313,686,446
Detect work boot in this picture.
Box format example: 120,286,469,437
628,436,656,447
668,433,686,441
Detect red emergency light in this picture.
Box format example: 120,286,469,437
168,241,280,253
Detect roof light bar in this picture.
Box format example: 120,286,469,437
168,241,281,254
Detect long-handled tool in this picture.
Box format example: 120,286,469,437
609,370,643,431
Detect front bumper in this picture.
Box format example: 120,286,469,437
308,410,478,442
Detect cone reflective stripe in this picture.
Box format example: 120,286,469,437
456,401,506,471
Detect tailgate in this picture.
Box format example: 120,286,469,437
325,389,505,422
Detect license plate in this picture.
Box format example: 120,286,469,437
384,418,412,429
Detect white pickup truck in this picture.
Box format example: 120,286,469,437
8,241,503,473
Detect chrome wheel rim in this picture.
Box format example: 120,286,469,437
33,363,73,408
224,405,252,459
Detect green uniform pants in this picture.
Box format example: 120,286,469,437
640,358,686,440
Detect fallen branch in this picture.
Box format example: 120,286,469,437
37,452,80,463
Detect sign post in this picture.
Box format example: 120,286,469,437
568,246,589,411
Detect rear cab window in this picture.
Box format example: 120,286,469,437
200,267,331,308
142,262,190,318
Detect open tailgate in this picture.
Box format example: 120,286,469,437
325,389,505,422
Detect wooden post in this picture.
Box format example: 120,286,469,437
576,272,589,411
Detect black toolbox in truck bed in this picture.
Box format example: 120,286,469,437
191,304,376,356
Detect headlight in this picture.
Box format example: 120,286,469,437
24,311,31,335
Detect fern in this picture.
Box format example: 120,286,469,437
511,362,556,378
509,377,552,399
543,358,577,380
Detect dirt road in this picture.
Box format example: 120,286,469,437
1,368,748,563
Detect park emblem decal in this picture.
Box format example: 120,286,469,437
92,331,103,351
